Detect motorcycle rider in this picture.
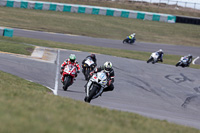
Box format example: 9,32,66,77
128,33,136,43
179,54,193,67
82,54,97,74
155,49,164,63
60,54,80,83
89,61,115,92
186,54,193,66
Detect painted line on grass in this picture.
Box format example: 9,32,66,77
192,56,199,64
54,49,60,95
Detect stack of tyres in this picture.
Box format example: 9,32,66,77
0,27,14,37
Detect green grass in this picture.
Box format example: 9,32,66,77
0,39,34,55
0,7,200,47
0,70,200,133
1,36,200,69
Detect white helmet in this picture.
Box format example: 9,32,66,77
104,61,112,71
159,49,163,52
188,54,192,58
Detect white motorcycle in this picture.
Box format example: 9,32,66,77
176,57,191,67
147,52,159,64
84,70,108,103
82,58,96,80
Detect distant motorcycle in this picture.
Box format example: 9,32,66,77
123,36,136,44
147,52,159,64
84,71,108,103
82,58,96,80
62,64,77,91
176,57,191,67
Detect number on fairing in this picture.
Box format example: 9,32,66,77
100,73,105,79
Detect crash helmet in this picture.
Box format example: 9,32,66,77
104,61,112,71
158,49,163,52
90,54,96,60
131,33,136,37
69,54,76,63
188,54,192,58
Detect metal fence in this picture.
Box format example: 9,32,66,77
129,0,200,10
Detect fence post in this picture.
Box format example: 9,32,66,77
158,0,161,8
149,0,152,6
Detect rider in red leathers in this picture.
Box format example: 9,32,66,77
60,54,80,83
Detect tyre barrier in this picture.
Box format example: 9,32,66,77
0,0,176,23
0,27,14,37
176,16,200,25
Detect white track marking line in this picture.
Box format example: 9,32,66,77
15,28,79,37
54,49,60,95
27,79,55,93
192,56,199,64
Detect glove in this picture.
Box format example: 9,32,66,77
90,71,94,76
60,70,63,75
107,80,111,86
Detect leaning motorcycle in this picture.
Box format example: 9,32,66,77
176,57,190,67
123,36,136,44
82,58,96,80
147,52,159,64
62,64,77,91
84,71,108,103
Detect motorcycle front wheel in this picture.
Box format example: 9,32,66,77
123,39,128,44
63,76,72,91
85,68,90,81
175,62,180,67
147,57,153,63
85,85,98,103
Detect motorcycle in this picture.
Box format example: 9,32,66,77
84,70,108,103
176,57,191,67
62,64,77,91
147,52,159,64
82,58,96,80
123,36,136,44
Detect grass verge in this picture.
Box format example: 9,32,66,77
31,0,200,17
0,71,200,133
1,36,200,69
0,7,200,47
0,38,34,55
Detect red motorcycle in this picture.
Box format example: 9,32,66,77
62,64,77,91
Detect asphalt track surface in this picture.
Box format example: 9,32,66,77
0,29,200,130
13,28,200,65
